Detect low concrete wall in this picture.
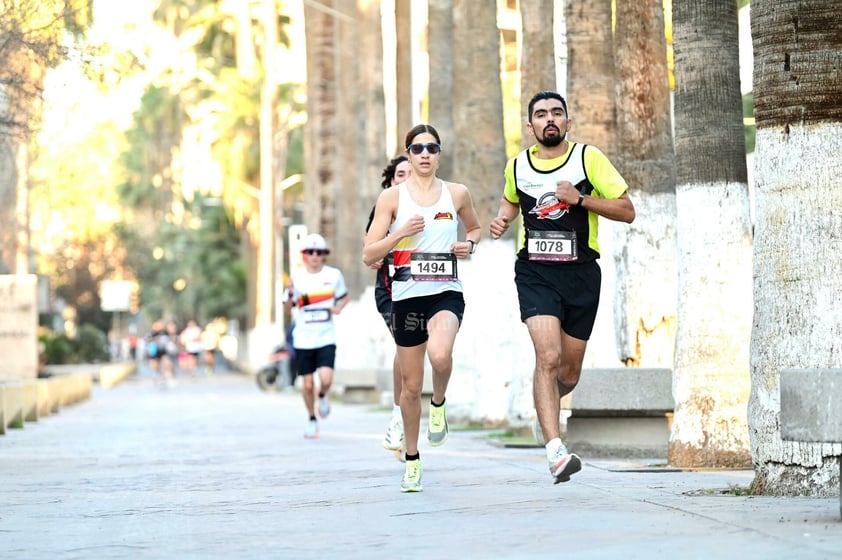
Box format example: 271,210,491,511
1,362,136,437
332,367,433,405
1,373,92,434
556,368,674,457
98,363,138,389
0,381,26,432
334,365,675,456
561,368,674,414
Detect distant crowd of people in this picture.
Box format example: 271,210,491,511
120,318,230,386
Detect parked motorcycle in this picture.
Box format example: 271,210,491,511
255,344,295,392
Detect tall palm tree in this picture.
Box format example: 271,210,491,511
749,0,842,496
564,0,625,371
612,0,677,368
565,0,617,160
303,0,340,251
451,0,507,225
303,0,383,296
337,0,385,296
519,0,556,149
670,0,752,468
336,0,361,292
395,0,413,139
428,0,455,179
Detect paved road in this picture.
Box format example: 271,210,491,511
1,372,840,559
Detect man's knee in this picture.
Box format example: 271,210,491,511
558,379,578,397
535,348,562,370
558,363,582,393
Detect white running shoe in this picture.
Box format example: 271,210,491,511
548,443,581,484
383,415,404,451
318,395,331,419
303,419,319,439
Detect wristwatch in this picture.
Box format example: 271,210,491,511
467,240,477,254
576,192,585,207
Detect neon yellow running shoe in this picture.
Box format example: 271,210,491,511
426,402,448,446
401,459,423,492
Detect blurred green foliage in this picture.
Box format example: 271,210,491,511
41,324,110,365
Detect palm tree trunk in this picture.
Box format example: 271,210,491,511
303,0,339,251
428,0,455,179
451,0,507,225
749,0,842,496
519,0,556,149
613,0,677,368
565,0,616,159
670,0,752,468
395,0,413,138
564,0,624,370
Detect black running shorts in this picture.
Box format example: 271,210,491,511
294,344,337,375
514,259,601,341
391,290,465,347
375,285,393,331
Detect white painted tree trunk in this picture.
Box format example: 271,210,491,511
613,191,678,367
612,0,677,368
669,0,752,467
671,181,753,466
749,126,842,495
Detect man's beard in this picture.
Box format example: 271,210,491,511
537,127,564,147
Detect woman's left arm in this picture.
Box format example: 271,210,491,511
451,183,482,259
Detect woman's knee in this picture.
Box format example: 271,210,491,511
426,348,452,373
401,381,423,400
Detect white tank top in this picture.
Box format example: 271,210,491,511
389,181,462,301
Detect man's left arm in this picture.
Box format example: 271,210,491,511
582,146,636,224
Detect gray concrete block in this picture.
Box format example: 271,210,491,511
780,368,842,442
561,368,673,415
566,416,672,458
337,368,379,388
337,368,432,404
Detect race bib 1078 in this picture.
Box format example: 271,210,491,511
527,230,577,262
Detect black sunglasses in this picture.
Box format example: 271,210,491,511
408,143,441,155
303,249,328,256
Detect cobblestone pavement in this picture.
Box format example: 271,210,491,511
1,372,840,559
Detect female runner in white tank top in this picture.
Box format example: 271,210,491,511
364,124,482,492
